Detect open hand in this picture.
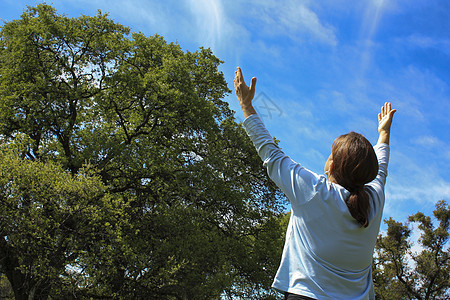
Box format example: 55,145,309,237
378,102,396,134
234,67,257,109
377,102,396,145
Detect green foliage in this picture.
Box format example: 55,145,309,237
373,200,450,300
0,4,287,299
222,212,290,299
0,274,14,299
0,144,126,299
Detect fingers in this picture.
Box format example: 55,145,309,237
235,66,243,84
234,67,243,91
234,67,257,100
390,109,397,117
381,102,388,117
250,77,257,93
378,102,396,128
381,102,395,117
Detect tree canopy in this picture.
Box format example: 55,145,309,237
373,200,450,299
0,4,286,299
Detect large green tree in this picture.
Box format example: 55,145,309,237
373,200,450,300
0,4,286,299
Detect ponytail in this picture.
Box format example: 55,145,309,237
346,187,370,228
330,132,378,228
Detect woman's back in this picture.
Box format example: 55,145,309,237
243,114,390,299
290,182,382,271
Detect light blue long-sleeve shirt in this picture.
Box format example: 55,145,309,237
243,114,390,300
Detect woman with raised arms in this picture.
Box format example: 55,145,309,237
234,67,396,300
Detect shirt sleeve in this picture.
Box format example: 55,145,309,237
243,114,321,209
368,143,390,193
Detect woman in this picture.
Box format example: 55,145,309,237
234,67,396,300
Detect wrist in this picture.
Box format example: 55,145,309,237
240,102,253,109
240,103,257,118
377,131,390,145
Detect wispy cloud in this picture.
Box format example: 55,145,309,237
249,0,337,46
187,0,225,51
390,175,450,205
404,35,450,55
412,135,444,148
358,0,389,78
386,149,450,218
360,0,391,38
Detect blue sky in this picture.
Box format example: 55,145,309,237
2,0,449,231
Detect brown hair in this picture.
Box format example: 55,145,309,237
330,132,378,227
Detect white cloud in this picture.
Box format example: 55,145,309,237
249,0,338,46
187,0,223,50
389,178,450,204
387,150,450,209
412,135,443,148
360,0,386,39
357,0,391,77
282,2,337,46
405,35,450,55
